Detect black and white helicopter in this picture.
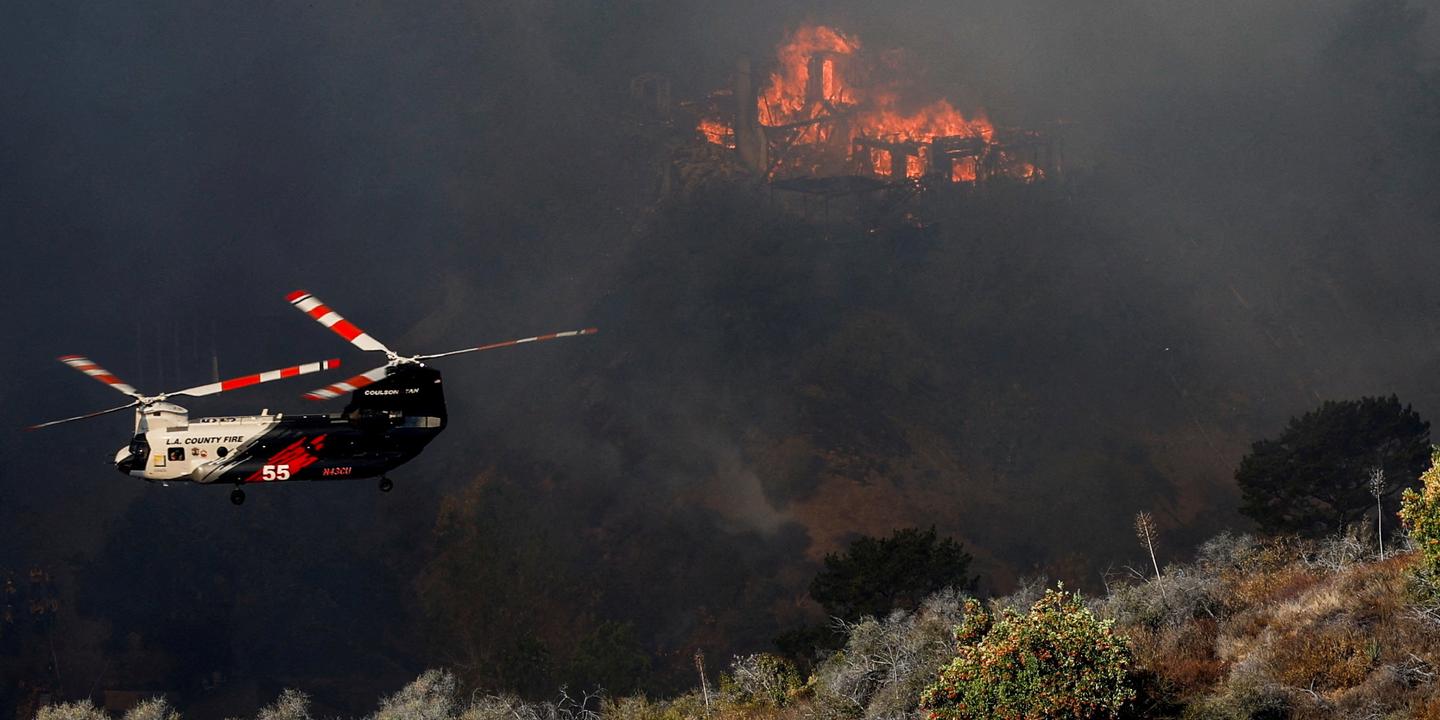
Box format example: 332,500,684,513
31,291,597,504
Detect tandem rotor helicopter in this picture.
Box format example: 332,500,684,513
29,291,597,505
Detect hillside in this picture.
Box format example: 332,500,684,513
32,532,1440,720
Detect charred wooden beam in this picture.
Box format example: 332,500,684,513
765,107,856,132
733,56,769,175
806,54,828,105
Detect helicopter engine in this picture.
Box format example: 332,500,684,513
137,401,188,433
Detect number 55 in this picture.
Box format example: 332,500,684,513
261,464,291,481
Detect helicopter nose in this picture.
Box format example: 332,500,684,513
115,446,138,475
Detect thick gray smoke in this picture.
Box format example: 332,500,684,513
1,0,1437,711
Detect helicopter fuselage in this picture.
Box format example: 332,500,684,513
38,289,593,505
117,366,447,485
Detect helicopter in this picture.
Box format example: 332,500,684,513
31,291,597,505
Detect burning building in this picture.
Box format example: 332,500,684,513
691,25,1060,190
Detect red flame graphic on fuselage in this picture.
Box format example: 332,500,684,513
243,434,327,483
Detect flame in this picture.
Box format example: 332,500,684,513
697,24,1041,183
758,25,860,126
906,153,923,179
698,118,735,148
859,97,993,143
869,148,889,175
952,161,978,183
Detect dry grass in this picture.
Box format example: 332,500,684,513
1109,538,1440,719
1126,619,1227,698
1407,690,1440,720
1267,622,1372,692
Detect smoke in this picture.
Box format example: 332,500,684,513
2,0,1438,709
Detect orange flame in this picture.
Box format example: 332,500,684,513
697,24,1040,183
758,25,860,126
859,97,993,143
698,118,735,148
952,160,978,183
906,153,923,179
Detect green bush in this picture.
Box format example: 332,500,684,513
1401,448,1440,573
919,589,1135,720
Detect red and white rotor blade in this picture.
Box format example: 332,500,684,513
169,358,342,398
286,290,390,353
57,355,140,398
27,400,140,431
416,327,599,361
303,365,390,401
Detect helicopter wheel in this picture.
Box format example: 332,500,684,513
230,488,246,505
379,477,393,493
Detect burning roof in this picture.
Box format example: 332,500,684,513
695,24,1054,185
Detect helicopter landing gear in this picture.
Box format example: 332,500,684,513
379,476,393,493
230,488,246,505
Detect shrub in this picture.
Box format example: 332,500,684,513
1402,450,1440,624
459,688,601,720
647,693,706,720
810,588,968,720
598,696,664,720
1401,448,1440,574
720,653,804,708
1101,568,1224,631
372,669,456,720
597,693,699,720
34,703,109,720
1193,531,1258,572
123,699,179,720
919,587,1135,720
992,575,1049,614
256,689,313,720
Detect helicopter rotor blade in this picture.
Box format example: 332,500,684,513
286,290,391,354
168,358,342,399
303,365,390,401
26,400,140,431
414,327,598,361
56,355,141,398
